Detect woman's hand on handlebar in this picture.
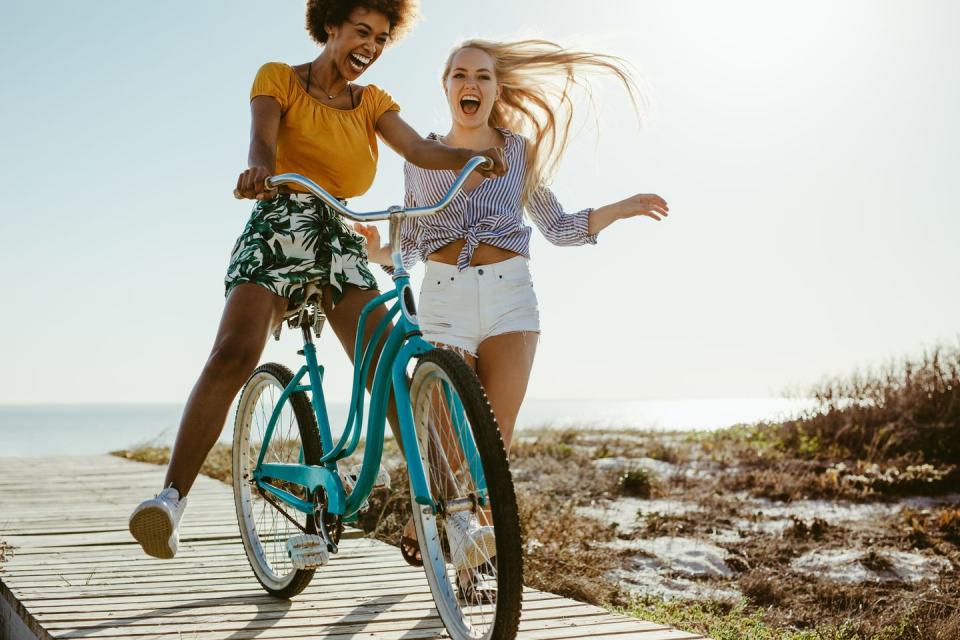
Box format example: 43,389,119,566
353,223,392,266
235,166,277,200
474,147,507,178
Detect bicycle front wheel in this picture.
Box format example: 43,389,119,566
408,348,523,640
233,362,322,599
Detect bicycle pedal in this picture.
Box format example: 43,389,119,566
286,535,330,569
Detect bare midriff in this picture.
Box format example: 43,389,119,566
427,239,523,266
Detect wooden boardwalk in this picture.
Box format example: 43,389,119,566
0,455,707,640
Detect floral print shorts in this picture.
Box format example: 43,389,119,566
224,193,378,320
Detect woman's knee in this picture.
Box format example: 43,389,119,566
204,335,262,381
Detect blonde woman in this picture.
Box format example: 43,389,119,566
356,39,669,569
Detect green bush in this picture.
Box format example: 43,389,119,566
619,467,655,498
778,343,960,464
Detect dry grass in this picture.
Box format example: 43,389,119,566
778,342,960,464
112,443,234,484
697,344,960,503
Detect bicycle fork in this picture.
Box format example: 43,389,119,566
390,337,488,516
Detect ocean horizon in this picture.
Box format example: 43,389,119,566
0,397,813,457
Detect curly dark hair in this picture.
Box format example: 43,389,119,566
305,0,420,45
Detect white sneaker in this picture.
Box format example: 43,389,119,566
129,486,187,559
444,512,496,570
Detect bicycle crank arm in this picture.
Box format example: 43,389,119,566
316,510,339,554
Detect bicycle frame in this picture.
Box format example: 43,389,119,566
247,160,491,525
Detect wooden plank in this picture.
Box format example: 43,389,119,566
0,455,708,640
47,604,607,636
22,589,561,616
5,548,398,571
48,616,666,640
33,594,582,625
9,566,428,590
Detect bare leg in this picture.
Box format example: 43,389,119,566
423,335,536,585
401,344,478,558
164,284,287,496
416,331,538,453
474,331,538,452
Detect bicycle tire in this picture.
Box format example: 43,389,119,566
233,362,323,599
408,348,523,640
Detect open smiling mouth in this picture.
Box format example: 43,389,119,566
460,94,481,115
348,52,371,72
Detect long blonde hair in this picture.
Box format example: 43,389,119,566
442,38,644,206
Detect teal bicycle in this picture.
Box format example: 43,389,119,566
231,157,522,640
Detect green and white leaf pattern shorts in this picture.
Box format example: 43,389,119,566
224,193,378,319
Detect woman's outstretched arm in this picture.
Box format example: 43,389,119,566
586,193,670,235
375,111,507,177
528,185,669,244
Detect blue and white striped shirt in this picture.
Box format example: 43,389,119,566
397,128,597,271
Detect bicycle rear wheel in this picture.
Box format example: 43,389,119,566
233,362,322,599
408,348,523,640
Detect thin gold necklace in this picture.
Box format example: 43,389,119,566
307,61,350,100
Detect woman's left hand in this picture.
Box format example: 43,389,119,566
618,193,669,221
588,193,670,235
353,223,391,266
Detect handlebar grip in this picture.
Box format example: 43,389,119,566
233,176,275,199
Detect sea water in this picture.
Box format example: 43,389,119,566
0,397,812,457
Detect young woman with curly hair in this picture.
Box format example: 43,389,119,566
128,1,506,560
357,39,668,575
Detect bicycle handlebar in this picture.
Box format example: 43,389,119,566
232,156,492,222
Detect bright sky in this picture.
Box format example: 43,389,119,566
2,1,958,405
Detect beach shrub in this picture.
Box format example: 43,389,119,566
645,441,680,464
740,570,785,606
818,460,958,498
787,515,829,540
642,511,690,536
776,343,960,464
619,467,655,498
937,507,960,543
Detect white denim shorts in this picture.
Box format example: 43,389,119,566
418,256,540,357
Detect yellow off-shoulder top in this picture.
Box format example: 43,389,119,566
250,62,400,198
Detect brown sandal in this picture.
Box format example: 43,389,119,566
400,535,423,567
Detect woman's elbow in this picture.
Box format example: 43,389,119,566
402,141,430,165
